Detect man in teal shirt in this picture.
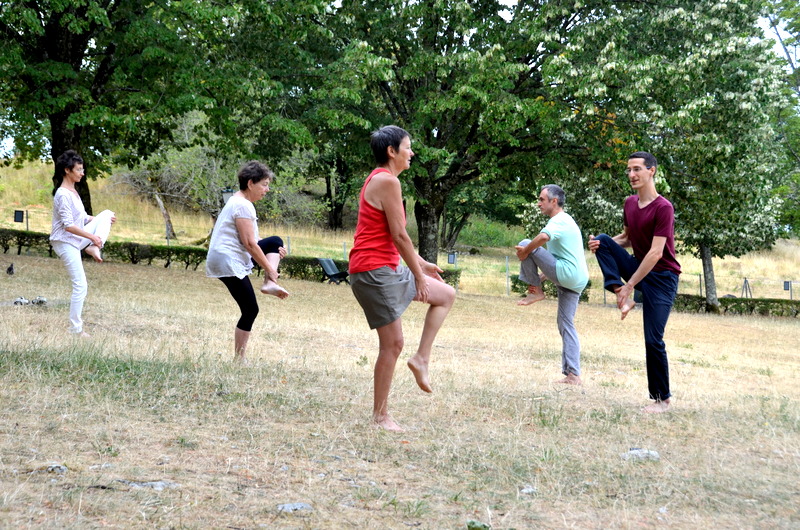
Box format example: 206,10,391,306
516,184,590,385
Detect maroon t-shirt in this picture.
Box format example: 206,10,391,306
623,195,681,275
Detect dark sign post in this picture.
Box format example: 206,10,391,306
13,210,28,231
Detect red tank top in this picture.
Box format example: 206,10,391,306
349,168,403,273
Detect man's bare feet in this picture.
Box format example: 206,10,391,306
517,285,545,306
373,414,405,432
76,331,91,338
620,298,636,320
556,373,582,385
85,245,103,262
260,282,289,299
642,399,671,413
407,356,433,393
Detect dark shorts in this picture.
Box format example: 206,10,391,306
350,265,417,329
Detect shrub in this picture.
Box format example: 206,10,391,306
510,274,591,303
674,294,799,318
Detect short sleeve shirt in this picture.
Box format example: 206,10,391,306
623,195,681,275
205,195,258,279
540,211,590,292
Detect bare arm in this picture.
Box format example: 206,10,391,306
515,232,551,261
615,235,667,307
367,174,433,301
235,217,279,283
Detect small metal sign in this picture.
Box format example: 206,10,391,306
785,281,792,291
447,252,457,265
13,210,24,223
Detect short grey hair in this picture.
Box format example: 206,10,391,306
542,184,565,207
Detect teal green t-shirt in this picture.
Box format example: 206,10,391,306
540,211,589,292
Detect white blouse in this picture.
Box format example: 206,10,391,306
50,187,90,248
205,195,259,279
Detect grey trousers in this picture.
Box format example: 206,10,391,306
519,239,582,376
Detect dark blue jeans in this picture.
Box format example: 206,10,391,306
593,234,679,401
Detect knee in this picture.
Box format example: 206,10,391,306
381,336,404,357
518,238,531,247
595,234,613,247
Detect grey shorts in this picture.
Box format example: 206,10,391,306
350,265,417,329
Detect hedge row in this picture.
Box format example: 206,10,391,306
0,228,461,287
673,294,800,318
509,274,592,303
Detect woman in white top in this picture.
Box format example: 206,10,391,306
206,161,289,363
49,150,116,337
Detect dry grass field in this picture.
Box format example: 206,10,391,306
1,251,798,528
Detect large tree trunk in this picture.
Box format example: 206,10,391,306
50,113,92,214
414,200,441,264
700,243,720,313
154,192,177,240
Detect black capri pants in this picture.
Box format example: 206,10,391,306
219,236,284,332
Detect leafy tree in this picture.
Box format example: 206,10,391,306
548,0,788,310
0,0,224,213
315,0,627,262
767,0,800,237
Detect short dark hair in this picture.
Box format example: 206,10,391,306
370,125,409,165
542,184,565,207
629,151,657,168
237,161,274,191
52,150,84,196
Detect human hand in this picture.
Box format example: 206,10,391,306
422,261,444,282
90,235,103,248
515,245,529,261
415,275,430,303
278,246,287,259
588,235,599,253
110,215,117,224
616,283,634,309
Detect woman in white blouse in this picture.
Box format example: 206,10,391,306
49,150,116,337
206,161,289,363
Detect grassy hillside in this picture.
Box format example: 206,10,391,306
1,161,798,299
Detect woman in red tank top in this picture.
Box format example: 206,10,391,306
349,125,456,432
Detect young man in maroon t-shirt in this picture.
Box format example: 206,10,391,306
588,152,681,414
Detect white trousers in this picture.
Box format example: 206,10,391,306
52,210,115,334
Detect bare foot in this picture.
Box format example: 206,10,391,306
642,399,671,414
76,331,91,338
407,356,433,393
555,373,582,386
620,298,636,320
373,414,405,432
85,245,103,262
260,282,289,299
517,285,545,306
233,355,249,366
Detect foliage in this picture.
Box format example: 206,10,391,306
510,274,591,303
0,226,462,287
767,0,800,237
548,0,789,307
0,0,229,212
674,293,800,318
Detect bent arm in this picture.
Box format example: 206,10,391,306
235,217,278,282
516,232,551,261
625,235,666,289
